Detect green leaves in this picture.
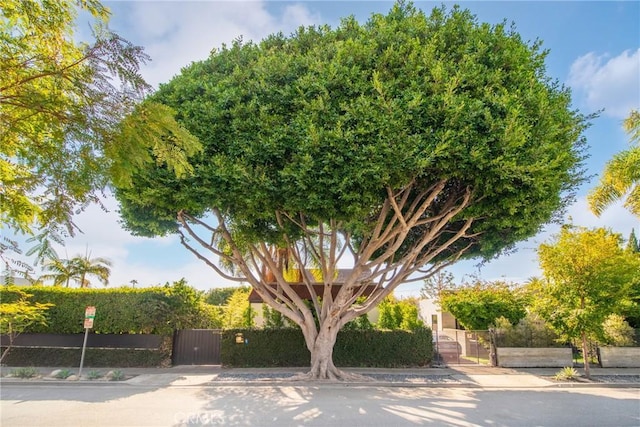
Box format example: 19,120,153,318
532,226,640,342
0,286,53,362
589,110,640,217
0,288,53,335
439,280,527,330
109,101,202,188
0,0,201,241
0,281,213,335
40,252,112,288
116,2,588,263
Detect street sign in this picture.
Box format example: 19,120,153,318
84,306,96,329
79,306,96,378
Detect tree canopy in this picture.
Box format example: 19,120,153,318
40,252,112,287
0,0,200,243
438,280,527,330
115,3,590,379
531,226,640,377
0,287,53,363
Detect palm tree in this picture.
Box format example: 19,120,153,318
41,252,112,287
41,258,77,287
70,253,112,288
588,110,640,218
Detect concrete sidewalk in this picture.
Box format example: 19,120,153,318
2,365,639,388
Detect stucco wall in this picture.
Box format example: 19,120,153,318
599,347,640,368
497,347,573,368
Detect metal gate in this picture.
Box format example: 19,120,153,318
172,329,221,365
433,330,491,365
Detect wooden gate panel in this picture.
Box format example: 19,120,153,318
173,329,221,365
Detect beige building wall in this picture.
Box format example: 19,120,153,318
418,298,456,331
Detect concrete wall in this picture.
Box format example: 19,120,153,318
599,347,640,368
497,347,573,368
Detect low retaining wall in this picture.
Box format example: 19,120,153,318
497,347,572,368
599,347,640,368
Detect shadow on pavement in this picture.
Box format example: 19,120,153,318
183,385,640,426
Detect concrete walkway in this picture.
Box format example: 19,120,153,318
2,365,639,388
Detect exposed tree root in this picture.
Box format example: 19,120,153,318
289,369,374,382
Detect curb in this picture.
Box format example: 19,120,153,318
2,376,638,389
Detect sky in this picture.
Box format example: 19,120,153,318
7,1,640,296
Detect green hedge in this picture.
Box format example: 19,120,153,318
222,328,433,367
334,328,433,367
0,347,170,367
0,282,212,335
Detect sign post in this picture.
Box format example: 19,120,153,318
78,306,96,378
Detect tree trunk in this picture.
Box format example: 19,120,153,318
298,317,368,381
581,331,590,379
303,319,341,380
579,296,590,379
309,324,340,379
0,329,15,364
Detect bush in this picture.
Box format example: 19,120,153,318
376,297,424,331
87,370,103,380
334,327,433,367
10,367,40,378
221,328,433,368
601,314,635,346
108,370,126,381
0,346,170,367
0,281,215,335
198,303,224,329
55,369,73,379
343,313,374,331
553,366,579,381
262,305,290,329
222,329,310,367
494,315,563,347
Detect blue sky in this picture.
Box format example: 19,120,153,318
12,1,640,295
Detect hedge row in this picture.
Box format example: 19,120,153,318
221,328,433,367
0,282,212,335
0,347,170,367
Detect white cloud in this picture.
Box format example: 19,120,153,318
565,197,638,234
568,49,640,119
111,1,320,88
282,3,319,28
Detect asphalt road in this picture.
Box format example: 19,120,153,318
2,382,639,427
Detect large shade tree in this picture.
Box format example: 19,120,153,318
115,3,589,379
